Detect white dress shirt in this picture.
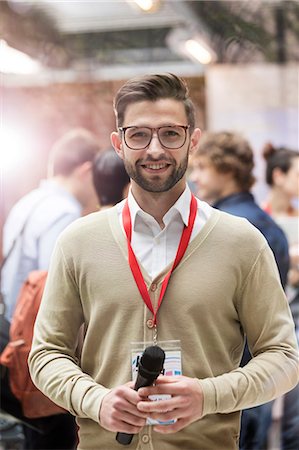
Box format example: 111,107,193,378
118,185,212,279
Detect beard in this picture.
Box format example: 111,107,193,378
123,152,189,193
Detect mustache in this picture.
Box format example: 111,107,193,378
137,155,174,164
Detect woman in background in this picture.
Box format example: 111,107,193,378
92,148,130,208
263,143,299,450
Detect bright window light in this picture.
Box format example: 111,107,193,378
0,125,34,174
128,0,160,12
184,39,214,65
0,39,41,75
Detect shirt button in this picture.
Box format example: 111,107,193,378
146,318,154,329
150,283,157,292
142,434,150,443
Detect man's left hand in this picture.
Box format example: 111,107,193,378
137,375,204,433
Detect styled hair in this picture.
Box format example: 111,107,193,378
92,149,130,206
48,128,100,177
195,131,255,191
113,73,196,131
263,143,299,186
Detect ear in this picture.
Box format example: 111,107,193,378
75,161,92,179
189,128,202,156
111,131,124,160
272,167,284,186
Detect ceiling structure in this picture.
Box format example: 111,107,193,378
1,0,299,85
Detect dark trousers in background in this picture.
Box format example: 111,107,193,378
281,294,299,450
23,413,77,450
239,402,273,450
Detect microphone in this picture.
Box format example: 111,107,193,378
116,345,165,445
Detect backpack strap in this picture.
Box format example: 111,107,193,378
0,194,52,315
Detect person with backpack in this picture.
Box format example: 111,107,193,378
1,128,100,449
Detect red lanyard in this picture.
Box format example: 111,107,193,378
122,194,198,325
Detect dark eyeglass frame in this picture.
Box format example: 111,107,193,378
118,125,190,150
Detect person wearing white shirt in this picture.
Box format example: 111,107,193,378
2,127,100,450
29,74,298,450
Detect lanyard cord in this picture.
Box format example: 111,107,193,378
122,195,198,325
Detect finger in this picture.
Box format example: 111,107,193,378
155,375,183,384
118,386,145,407
116,410,147,428
115,398,149,419
125,380,136,389
137,397,180,413
138,380,184,397
121,404,149,419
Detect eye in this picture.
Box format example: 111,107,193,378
127,128,150,140
160,127,181,139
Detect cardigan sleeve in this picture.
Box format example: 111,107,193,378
198,244,299,416
28,241,110,423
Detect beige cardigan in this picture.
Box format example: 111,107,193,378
29,205,298,450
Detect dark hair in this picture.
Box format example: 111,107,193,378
195,131,255,191
113,73,196,131
263,142,299,186
48,128,100,176
92,149,130,206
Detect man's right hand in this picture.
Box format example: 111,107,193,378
99,382,148,434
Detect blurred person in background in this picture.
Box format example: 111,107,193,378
263,143,299,450
1,127,100,449
263,144,299,292
190,131,290,450
2,128,100,323
92,148,130,209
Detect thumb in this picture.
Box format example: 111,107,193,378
155,375,183,384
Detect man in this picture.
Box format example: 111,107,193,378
189,131,291,449
2,127,100,449
2,128,100,322
29,74,298,450
189,131,289,288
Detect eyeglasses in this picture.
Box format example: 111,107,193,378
119,125,190,150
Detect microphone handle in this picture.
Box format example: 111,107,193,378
116,373,157,445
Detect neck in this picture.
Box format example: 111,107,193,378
213,183,243,205
51,175,82,205
131,179,186,227
267,187,294,215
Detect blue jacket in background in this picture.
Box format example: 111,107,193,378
214,192,290,288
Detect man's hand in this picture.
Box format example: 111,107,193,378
137,375,204,433
99,382,148,434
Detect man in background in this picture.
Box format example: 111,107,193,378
190,130,290,449
1,127,100,449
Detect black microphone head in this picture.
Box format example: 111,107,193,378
139,345,165,377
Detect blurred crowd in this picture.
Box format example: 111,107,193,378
0,125,298,450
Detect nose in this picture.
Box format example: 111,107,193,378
146,132,163,156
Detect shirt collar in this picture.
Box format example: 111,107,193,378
127,185,192,230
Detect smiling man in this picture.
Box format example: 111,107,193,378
29,74,299,450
